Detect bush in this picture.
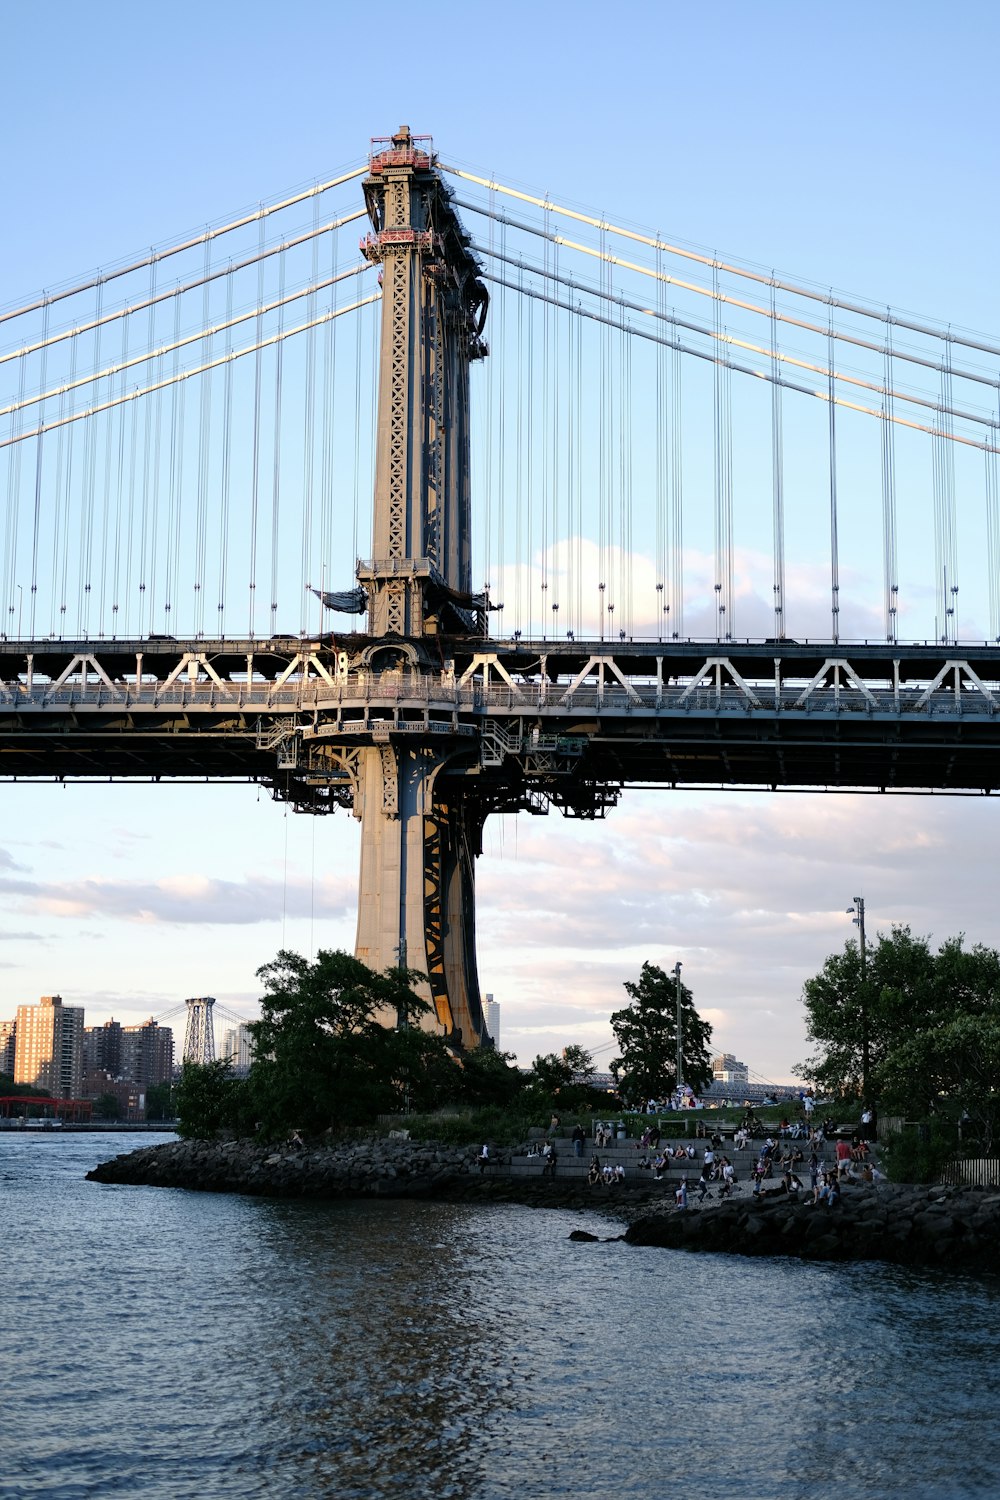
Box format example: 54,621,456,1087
881,1122,958,1184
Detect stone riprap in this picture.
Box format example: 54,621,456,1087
624,1182,1000,1273
85,1136,637,1208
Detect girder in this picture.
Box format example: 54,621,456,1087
0,637,998,798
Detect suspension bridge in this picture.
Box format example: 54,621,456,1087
2,126,999,1048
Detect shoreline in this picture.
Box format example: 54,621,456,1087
86,1136,1000,1274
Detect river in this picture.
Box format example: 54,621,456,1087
3,1132,998,1498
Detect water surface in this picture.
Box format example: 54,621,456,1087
3,1133,997,1498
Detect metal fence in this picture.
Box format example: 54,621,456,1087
943,1158,1000,1188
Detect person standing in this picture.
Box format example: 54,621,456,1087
572,1123,585,1158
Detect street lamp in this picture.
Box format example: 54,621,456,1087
673,961,684,1095
847,896,870,1103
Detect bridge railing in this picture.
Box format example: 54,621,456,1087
2,674,998,718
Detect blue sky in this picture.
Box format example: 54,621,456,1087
1,0,999,1080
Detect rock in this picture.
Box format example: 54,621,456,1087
568,1230,599,1242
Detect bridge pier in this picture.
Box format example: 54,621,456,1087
353,743,486,1047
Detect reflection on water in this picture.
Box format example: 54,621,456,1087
3,1135,999,1499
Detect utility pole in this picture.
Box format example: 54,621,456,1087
847,896,870,1101
673,961,684,1094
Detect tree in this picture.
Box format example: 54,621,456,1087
94,1091,122,1121
451,1047,526,1108
247,948,447,1138
878,1016,1000,1152
798,925,1000,1101
610,962,713,1101
528,1052,575,1098
145,1081,175,1121
176,1058,248,1139
562,1045,596,1083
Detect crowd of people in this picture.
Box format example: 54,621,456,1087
524,1110,883,1206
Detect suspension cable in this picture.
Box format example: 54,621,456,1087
479,270,1000,457
459,198,1000,392
444,166,1000,360
0,210,367,369
475,240,997,434
1,263,371,421
0,166,367,327
0,294,380,451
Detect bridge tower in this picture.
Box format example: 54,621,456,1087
182,996,217,1066
350,127,490,1046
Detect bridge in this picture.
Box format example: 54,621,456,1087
2,126,999,1048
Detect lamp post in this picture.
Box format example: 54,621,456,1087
847,896,870,1102
673,961,684,1096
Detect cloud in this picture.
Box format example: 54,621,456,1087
476,789,1000,1079
0,871,356,927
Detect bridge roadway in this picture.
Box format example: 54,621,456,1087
0,635,998,810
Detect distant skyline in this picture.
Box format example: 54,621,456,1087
2,1,999,1081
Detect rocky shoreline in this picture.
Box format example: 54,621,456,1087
624,1181,1000,1272
85,1135,625,1209
86,1137,1000,1274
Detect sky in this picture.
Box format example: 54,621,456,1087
1,0,999,1081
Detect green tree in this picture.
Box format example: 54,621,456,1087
562,1045,596,1083
528,1052,575,1098
878,1015,1000,1152
451,1047,526,1108
145,1081,175,1121
798,926,1000,1100
94,1091,122,1121
610,962,713,1101
176,1058,248,1139
247,948,446,1138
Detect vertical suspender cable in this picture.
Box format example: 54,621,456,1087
551,236,559,637
670,337,683,639
50,354,67,636
540,200,550,631
59,335,79,636
79,283,104,636
108,316,127,634
194,240,213,636
148,331,163,631
139,263,157,635
270,251,286,637
621,302,633,635
497,215,508,633
986,420,1000,642
28,302,50,638
941,342,957,641
713,264,724,641
301,204,319,634
124,374,138,634
249,216,266,635
217,269,235,635
99,332,117,631
599,224,608,637
656,240,667,639
881,318,898,642
484,185,495,612
827,307,840,644
4,334,27,633
526,295,534,633
351,278,364,573
770,284,785,638
723,347,734,640
165,291,186,631
515,267,524,631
